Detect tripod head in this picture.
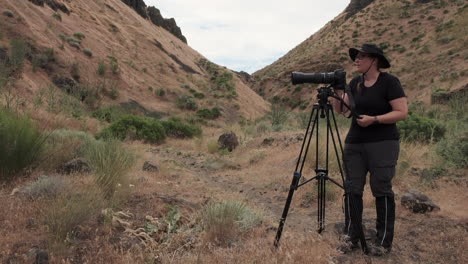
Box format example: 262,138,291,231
317,86,336,106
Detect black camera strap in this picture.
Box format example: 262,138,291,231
344,84,356,118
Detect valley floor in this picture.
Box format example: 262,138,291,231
1,130,467,263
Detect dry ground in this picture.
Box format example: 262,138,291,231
1,128,467,263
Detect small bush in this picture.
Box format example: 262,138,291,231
436,136,468,169
32,48,55,72
0,109,45,181
207,140,219,153
268,104,289,126
196,107,221,119
3,9,14,17
83,48,93,57
98,115,167,143
156,88,165,97
398,113,445,143
83,139,135,198
43,190,104,242
419,166,446,184
160,119,202,138
176,95,198,110
41,129,95,171
97,61,106,76
67,40,80,49
201,200,262,246
92,105,126,123
9,38,28,70
70,62,80,80
20,175,70,199
73,32,85,40
108,56,119,74
52,12,61,21
193,92,205,99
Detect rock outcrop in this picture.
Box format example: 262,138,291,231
122,1,187,43
28,0,70,14
218,131,239,152
401,189,440,213
344,0,374,19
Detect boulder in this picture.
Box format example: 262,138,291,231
142,161,159,172
218,131,239,152
35,249,49,264
261,137,274,146
401,189,440,213
58,158,91,174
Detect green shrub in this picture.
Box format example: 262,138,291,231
193,92,205,99
98,115,167,143
70,62,80,80
0,109,45,181
97,61,106,76
32,48,55,72
83,139,135,198
43,190,104,242
42,129,95,171
207,140,219,153
268,104,289,126
201,200,262,246
108,56,119,74
160,119,202,138
52,12,61,21
3,9,14,17
176,95,198,110
419,166,447,184
9,38,28,70
83,48,93,57
156,88,165,97
20,175,70,199
196,107,221,119
73,32,85,40
215,71,235,91
398,113,445,143
66,37,80,49
436,136,468,169
92,105,126,123
98,115,201,143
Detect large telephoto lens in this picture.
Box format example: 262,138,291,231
291,72,336,85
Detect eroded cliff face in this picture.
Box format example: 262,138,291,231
147,6,187,44
344,0,374,18
121,0,187,43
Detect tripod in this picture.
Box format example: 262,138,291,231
273,86,368,254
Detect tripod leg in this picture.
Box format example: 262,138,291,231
317,176,326,233
274,172,301,247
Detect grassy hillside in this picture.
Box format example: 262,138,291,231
0,0,269,131
251,0,467,109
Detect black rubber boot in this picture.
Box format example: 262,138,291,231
343,193,363,243
375,196,395,251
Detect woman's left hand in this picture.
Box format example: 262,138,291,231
357,115,374,127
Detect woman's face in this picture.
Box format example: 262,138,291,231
354,52,376,73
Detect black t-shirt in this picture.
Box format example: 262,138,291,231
345,72,406,143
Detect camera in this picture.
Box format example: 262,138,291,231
291,69,346,90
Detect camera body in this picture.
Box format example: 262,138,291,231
291,69,346,90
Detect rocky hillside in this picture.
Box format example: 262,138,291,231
251,0,467,109
0,0,269,129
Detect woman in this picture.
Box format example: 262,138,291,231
331,44,408,256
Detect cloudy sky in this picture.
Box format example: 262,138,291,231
146,0,350,74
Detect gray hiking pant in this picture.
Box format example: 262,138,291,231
343,140,400,197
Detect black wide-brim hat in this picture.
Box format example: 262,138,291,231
349,43,391,68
